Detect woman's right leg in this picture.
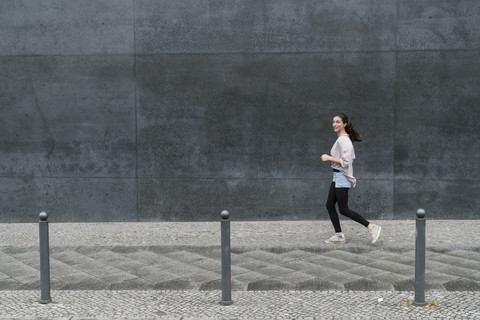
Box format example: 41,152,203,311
326,182,342,233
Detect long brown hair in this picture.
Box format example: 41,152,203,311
336,113,362,142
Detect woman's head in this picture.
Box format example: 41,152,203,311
333,113,362,142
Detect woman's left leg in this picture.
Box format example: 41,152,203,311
335,188,370,228
332,186,382,244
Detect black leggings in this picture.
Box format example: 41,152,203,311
326,182,369,233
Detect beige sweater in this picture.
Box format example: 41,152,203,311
330,134,357,188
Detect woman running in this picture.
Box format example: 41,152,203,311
321,113,381,244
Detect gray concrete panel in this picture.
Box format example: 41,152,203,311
135,0,396,54
1,1,478,222
398,0,480,50
0,177,136,222
0,55,136,178
395,50,480,180
137,53,395,180
0,0,134,55
138,178,392,221
394,179,480,219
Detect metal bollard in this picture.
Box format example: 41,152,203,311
39,212,52,304
413,208,427,307
220,210,233,305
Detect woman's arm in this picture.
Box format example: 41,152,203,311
321,154,341,165
322,138,353,167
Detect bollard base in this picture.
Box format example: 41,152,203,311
39,298,52,304
221,300,233,306
412,301,427,307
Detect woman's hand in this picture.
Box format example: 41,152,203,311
321,154,331,162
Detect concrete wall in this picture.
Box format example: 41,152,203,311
1,0,479,222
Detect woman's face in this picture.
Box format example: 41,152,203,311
332,116,346,133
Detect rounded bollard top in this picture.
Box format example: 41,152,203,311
416,208,426,219
221,210,230,220
39,212,48,221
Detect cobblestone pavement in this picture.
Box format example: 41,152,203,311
1,290,479,319
1,220,476,249
2,244,480,291
1,220,479,292
1,220,479,319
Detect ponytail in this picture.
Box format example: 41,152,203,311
345,122,362,142
336,113,362,143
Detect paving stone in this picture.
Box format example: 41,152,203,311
188,257,222,271
444,278,480,291
52,250,88,266
393,278,445,291
247,279,292,291
279,271,315,284
429,254,480,270
254,264,296,276
230,265,251,277
0,278,21,290
87,250,142,265
232,271,269,283
163,263,205,277
108,277,152,290
294,278,344,290
186,271,220,284
164,251,207,264
154,278,196,290
300,263,340,278
322,250,373,265
58,273,107,290
433,265,480,280
344,266,392,280
49,259,88,277
198,279,243,291
9,251,40,267
18,279,42,290
279,249,317,260
242,250,296,264
195,248,221,260
0,271,10,281
0,252,18,264
125,250,174,266
366,260,414,277
279,259,318,271
370,271,410,284
76,261,128,279
381,252,415,266
320,271,363,284
128,265,179,283
237,259,272,270
425,259,451,271
103,258,149,272
100,271,138,285
306,255,362,272
72,247,105,255
447,249,480,262
424,270,460,284
230,252,255,265
363,249,399,260
344,278,394,291
1,261,39,282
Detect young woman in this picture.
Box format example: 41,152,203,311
321,113,381,244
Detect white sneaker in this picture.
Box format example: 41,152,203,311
369,224,382,244
325,234,346,244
